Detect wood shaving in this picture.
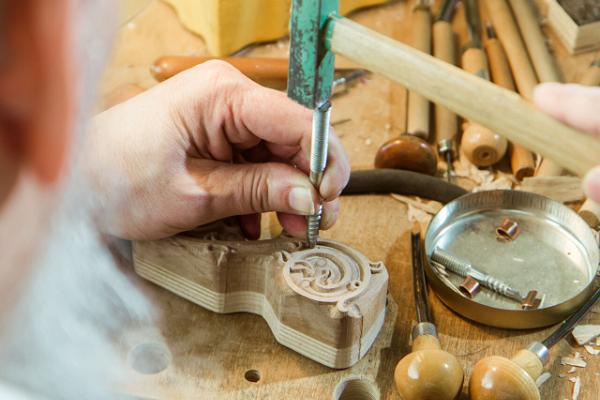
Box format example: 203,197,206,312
390,194,443,215
518,176,583,203
535,371,552,387
570,376,581,400
567,367,576,373
596,336,600,346
560,357,587,368
572,324,600,345
407,204,432,231
584,344,600,355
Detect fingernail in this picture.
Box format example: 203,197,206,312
288,187,315,215
583,166,600,202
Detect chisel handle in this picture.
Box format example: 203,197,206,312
485,36,535,180
406,7,432,139
328,16,600,176
483,0,538,100
151,56,289,84
433,20,458,148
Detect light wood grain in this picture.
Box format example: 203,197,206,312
329,16,600,176
485,36,535,180
546,0,600,54
132,224,389,369
432,20,458,148
406,7,432,139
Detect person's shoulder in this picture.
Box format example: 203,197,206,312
0,382,41,400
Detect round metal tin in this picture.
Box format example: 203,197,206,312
424,190,599,329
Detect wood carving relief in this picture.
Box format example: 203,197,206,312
132,220,389,369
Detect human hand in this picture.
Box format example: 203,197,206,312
88,61,350,240
534,82,600,202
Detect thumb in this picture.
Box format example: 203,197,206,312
192,160,319,219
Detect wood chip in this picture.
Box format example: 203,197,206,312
519,176,583,203
390,194,443,215
584,345,600,355
560,357,587,368
568,367,576,374
572,324,600,345
570,376,581,400
535,371,552,387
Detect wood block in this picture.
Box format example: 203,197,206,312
546,0,600,54
163,0,390,56
132,221,389,369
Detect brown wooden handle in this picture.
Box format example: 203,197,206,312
406,7,432,139
485,37,535,179
329,16,600,176
433,20,458,145
508,0,561,83
462,47,490,79
484,0,538,100
151,56,290,83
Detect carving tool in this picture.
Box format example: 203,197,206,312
433,0,459,180
469,287,600,400
484,24,535,180
374,1,438,176
460,0,507,167
286,0,600,179
506,0,564,177
394,224,463,400
430,247,541,308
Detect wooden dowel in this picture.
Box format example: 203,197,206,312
151,56,290,83
483,0,538,101
406,7,432,139
485,36,535,180
328,16,600,176
508,0,562,83
460,47,507,167
432,20,458,147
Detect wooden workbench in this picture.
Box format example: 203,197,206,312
103,1,600,398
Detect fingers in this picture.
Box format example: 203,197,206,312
189,159,319,219
584,166,600,203
278,199,340,238
534,83,600,137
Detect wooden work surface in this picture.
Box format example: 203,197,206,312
103,1,600,398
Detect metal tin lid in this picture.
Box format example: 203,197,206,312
424,190,599,329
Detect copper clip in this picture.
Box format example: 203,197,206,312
459,275,481,298
521,290,542,310
496,218,521,241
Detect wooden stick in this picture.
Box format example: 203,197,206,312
432,19,458,149
406,7,432,139
328,17,600,176
508,0,561,83
460,46,507,167
485,34,535,180
483,0,538,101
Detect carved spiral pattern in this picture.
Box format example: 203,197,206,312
282,242,380,312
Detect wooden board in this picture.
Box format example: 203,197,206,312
105,1,600,398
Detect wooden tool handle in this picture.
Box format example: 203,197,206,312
579,199,600,228
329,16,600,176
469,355,541,400
460,47,507,166
511,349,544,381
433,20,458,144
484,0,538,100
462,47,490,80
412,334,441,352
406,7,432,139
485,37,535,179
508,0,561,83
151,56,290,82
580,60,600,86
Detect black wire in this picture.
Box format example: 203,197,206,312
542,288,600,349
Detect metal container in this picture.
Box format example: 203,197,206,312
424,190,599,329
